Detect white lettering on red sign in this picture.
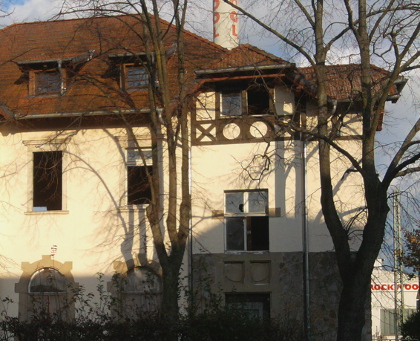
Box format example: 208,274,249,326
371,283,419,291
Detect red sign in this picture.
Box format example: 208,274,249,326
371,283,419,291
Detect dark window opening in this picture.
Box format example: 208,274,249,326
247,216,269,251
225,293,270,320
33,151,62,211
226,216,269,251
36,70,61,95
247,86,271,115
127,165,153,205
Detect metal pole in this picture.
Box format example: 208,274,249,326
302,139,310,341
393,191,403,340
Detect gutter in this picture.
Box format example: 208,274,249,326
195,63,295,76
14,109,151,120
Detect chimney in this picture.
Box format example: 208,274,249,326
213,0,239,49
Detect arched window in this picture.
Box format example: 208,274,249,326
121,267,162,319
15,255,77,321
28,268,68,319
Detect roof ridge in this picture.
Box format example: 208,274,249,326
235,43,288,63
0,13,227,55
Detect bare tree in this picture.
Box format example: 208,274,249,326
52,0,220,323
222,0,420,340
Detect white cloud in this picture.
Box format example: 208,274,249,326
0,0,64,26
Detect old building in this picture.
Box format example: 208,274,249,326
0,12,404,340
371,260,419,340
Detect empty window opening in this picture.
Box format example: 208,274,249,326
127,165,153,205
247,86,271,115
225,190,269,251
33,151,62,211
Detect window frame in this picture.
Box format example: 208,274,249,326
122,63,150,90
23,140,69,214
221,92,242,116
225,293,270,320
15,255,77,322
126,146,153,207
35,69,62,95
33,151,63,211
224,189,269,252
218,84,274,117
28,65,67,97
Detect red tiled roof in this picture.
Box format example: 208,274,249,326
0,15,225,117
206,44,290,69
0,15,403,120
299,64,403,100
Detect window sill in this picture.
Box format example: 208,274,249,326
25,210,69,215
225,250,269,255
124,87,148,92
29,93,61,98
118,205,149,212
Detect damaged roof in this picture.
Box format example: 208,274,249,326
0,15,225,118
0,14,404,120
299,64,405,101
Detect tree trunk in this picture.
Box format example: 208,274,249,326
337,280,368,341
161,264,180,323
336,193,389,340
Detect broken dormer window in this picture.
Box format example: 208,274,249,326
124,64,149,89
24,63,67,96
36,70,61,95
219,84,273,117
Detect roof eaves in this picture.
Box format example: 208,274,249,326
196,63,295,76
16,57,73,66
14,108,151,120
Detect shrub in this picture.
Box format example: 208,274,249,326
401,310,420,340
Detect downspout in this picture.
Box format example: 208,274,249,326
302,137,311,340
57,60,65,95
188,133,194,314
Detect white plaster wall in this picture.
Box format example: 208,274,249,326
192,89,366,255
274,86,295,115
371,266,418,339
191,140,304,254
0,126,157,317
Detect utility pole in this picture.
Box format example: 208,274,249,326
393,191,404,340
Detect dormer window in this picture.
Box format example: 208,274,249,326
123,64,149,89
36,70,61,95
219,84,273,116
23,62,68,97
108,53,153,91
